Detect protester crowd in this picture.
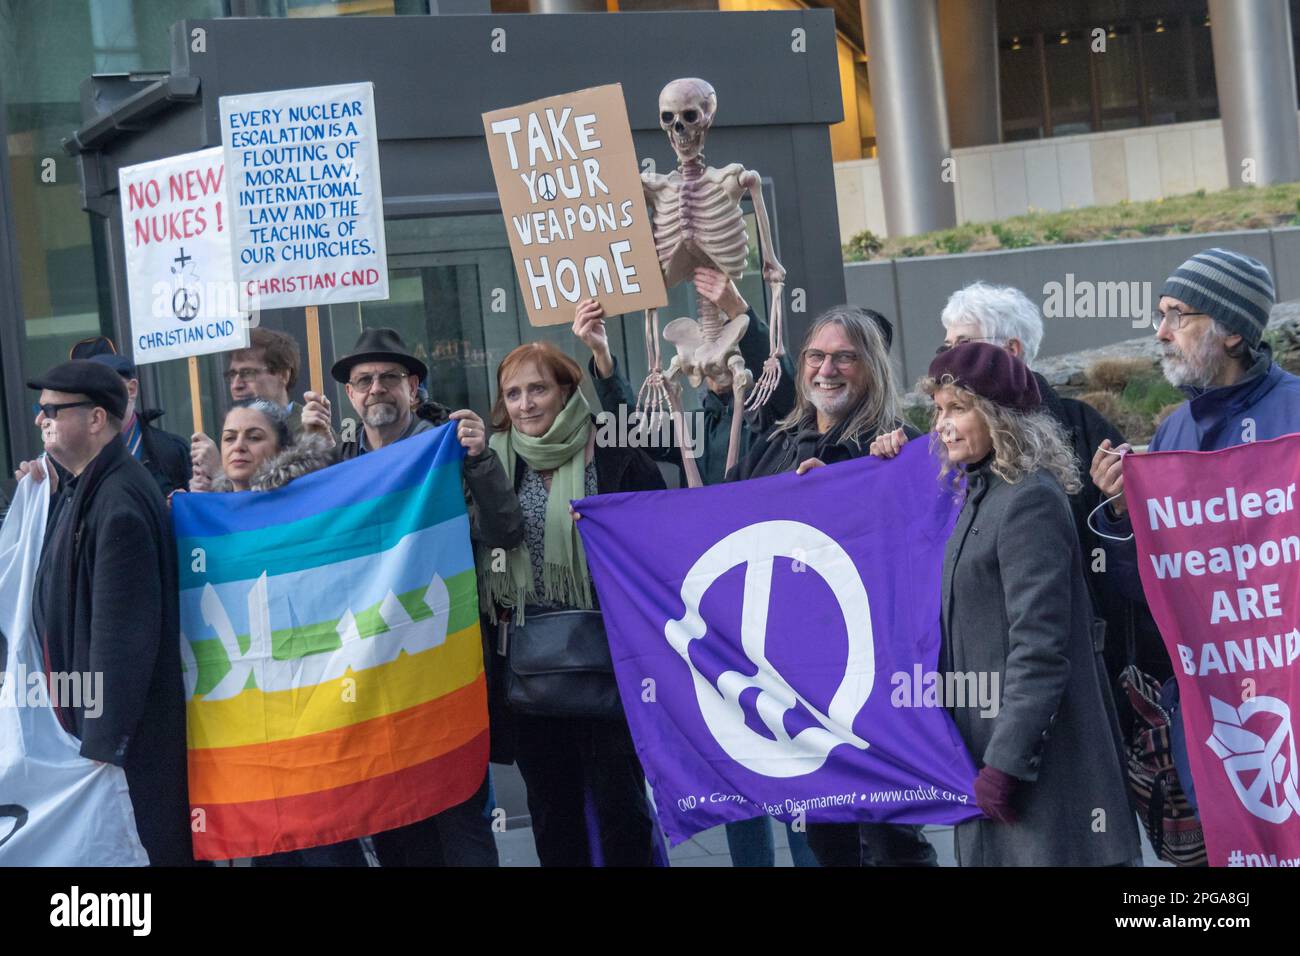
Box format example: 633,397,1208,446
13,249,1300,867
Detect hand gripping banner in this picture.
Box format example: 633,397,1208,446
172,426,488,860
575,441,981,845
1126,433,1300,867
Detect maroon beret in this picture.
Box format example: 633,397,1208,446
927,341,1041,412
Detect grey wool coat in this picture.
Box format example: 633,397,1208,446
941,460,1139,866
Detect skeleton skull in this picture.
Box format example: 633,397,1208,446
659,78,716,164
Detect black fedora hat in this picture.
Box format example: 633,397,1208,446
331,327,428,384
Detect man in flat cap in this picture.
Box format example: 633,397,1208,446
25,359,191,865
14,336,191,498
80,342,191,498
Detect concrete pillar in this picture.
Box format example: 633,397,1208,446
1209,0,1300,187
938,0,1001,148
862,0,957,236
530,0,605,11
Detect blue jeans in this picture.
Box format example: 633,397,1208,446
725,816,820,867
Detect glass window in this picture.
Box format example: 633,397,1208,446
1142,17,1188,125
1192,14,1218,118
1,0,224,453
999,36,1044,141
1095,24,1141,130
1044,29,1092,136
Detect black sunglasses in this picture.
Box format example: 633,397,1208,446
33,401,95,419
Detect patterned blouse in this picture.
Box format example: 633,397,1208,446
518,460,599,602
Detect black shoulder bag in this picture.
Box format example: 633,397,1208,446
500,608,624,720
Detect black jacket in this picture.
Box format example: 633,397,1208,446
1033,373,1168,687
34,435,191,865
137,409,192,498
727,415,919,481
337,401,524,551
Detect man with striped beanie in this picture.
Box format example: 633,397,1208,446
1089,247,1300,818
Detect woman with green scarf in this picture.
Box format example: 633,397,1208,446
481,341,665,867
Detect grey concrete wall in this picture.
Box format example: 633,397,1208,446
845,227,1300,384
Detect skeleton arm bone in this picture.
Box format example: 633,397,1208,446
739,169,785,410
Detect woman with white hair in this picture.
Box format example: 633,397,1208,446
927,281,1161,694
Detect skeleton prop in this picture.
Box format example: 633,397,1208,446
637,78,786,487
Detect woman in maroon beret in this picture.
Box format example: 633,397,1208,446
871,341,1139,866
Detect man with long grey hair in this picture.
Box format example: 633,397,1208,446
728,305,906,480
726,304,935,867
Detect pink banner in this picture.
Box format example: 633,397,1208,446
1126,433,1300,867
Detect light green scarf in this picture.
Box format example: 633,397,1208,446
479,390,594,623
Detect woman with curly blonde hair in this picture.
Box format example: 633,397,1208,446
870,342,1138,866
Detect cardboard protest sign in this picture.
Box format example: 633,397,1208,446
483,84,667,327
1127,434,1300,867
119,147,249,366
219,82,389,310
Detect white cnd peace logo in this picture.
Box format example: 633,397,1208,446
1207,694,1300,823
665,520,874,778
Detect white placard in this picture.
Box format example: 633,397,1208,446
119,147,250,366
219,82,389,310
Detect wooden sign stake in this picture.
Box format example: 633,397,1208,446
305,305,324,396
188,356,203,435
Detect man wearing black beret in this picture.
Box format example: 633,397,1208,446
25,359,191,865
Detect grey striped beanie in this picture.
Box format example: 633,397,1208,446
1160,248,1275,347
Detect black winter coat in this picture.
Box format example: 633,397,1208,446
35,435,191,865
1034,374,1169,693
727,414,919,481
137,409,192,498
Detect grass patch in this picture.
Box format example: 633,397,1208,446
843,183,1300,262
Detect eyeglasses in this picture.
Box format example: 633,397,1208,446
935,336,997,355
223,366,270,383
1156,307,1207,331
803,349,860,369
349,371,407,392
33,401,94,420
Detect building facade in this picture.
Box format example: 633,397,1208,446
3,0,1299,477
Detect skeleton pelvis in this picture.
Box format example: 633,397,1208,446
663,313,750,388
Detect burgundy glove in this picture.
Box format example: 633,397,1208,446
975,765,1020,824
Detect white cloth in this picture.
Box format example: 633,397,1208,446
0,468,148,865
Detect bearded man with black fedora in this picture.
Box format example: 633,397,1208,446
26,359,191,865
329,327,524,866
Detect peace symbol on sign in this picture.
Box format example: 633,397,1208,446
537,173,558,202
173,286,201,321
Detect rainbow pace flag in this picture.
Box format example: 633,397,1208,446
172,425,488,860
